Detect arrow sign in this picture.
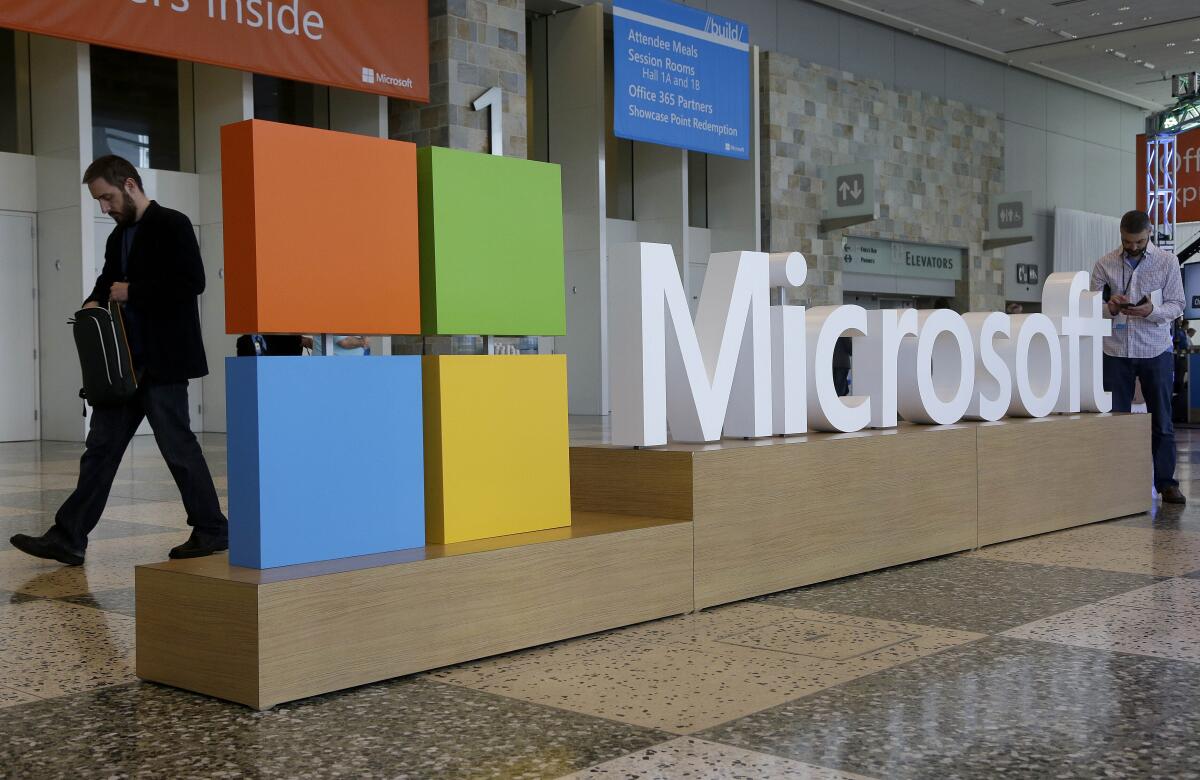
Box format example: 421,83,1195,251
835,173,865,207
822,162,875,231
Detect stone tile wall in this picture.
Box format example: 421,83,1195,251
761,52,1006,312
390,0,528,159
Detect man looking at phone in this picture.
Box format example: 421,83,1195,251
1091,209,1186,504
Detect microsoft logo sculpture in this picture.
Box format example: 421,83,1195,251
221,120,569,568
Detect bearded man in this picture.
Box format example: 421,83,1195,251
9,155,228,565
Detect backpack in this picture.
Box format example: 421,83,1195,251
71,303,137,406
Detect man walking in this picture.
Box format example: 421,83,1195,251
1091,209,1187,505
10,155,228,565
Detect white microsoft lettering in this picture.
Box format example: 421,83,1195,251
610,243,1112,447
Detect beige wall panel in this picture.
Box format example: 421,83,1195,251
977,413,1151,546
691,426,979,609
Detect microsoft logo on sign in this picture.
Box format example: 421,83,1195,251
361,67,376,84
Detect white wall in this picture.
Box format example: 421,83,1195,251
0,152,36,212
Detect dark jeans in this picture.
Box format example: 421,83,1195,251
834,367,851,397
1103,351,1177,492
50,382,227,552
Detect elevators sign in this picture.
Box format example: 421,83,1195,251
843,237,962,281
824,163,876,220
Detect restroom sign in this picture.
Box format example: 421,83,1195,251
989,191,1033,242
998,201,1024,230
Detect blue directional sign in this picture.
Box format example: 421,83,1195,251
613,0,750,160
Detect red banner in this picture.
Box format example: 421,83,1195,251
1137,126,1200,223
0,0,428,102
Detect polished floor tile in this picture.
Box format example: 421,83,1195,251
562,736,874,779
700,637,1200,780
1103,576,1200,613
0,685,42,708
1002,579,1200,663
58,587,137,618
0,587,39,606
0,473,86,490
1109,485,1200,531
0,460,90,476
756,555,1163,633
0,600,136,700
0,530,190,597
109,480,227,502
968,525,1200,576
0,488,146,514
95,500,189,528
433,604,982,734
0,515,180,552
0,678,671,779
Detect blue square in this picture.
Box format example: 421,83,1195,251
226,356,425,569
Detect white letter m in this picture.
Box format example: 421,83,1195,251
609,243,772,446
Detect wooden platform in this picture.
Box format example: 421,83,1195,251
138,412,1150,709
571,413,1151,609
136,512,692,709
976,413,1151,545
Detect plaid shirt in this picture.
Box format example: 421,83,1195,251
1090,242,1185,359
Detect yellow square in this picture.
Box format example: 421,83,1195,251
423,355,572,544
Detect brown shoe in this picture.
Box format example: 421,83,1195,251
1160,485,1187,505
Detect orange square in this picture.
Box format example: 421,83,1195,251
221,120,421,335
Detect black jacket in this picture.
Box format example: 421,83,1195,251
85,201,208,382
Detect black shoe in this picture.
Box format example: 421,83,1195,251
1160,485,1187,505
9,533,85,566
168,531,229,559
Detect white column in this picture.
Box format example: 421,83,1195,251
195,65,253,433
633,144,689,280
548,4,607,415
31,37,92,442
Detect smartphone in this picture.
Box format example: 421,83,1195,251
1119,297,1148,309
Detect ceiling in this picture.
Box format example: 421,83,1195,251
811,0,1200,108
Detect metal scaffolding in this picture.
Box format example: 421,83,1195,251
1146,133,1178,252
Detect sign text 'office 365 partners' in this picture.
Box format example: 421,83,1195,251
0,0,429,101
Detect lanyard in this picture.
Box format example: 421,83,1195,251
1121,254,1143,299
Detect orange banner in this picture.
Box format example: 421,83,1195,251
1137,127,1200,224
0,0,428,101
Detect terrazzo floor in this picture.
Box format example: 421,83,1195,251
0,422,1198,778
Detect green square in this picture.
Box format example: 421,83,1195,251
418,147,566,336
